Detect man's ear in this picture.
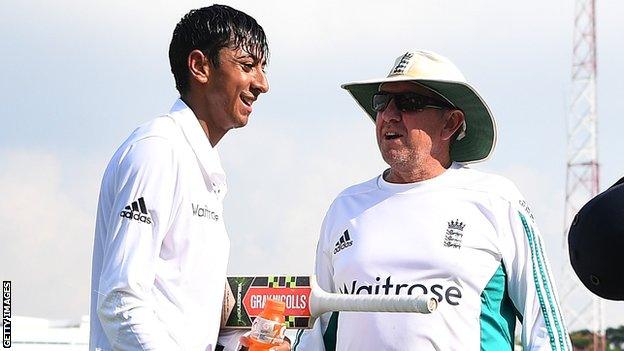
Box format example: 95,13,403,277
188,49,210,85
441,109,465,141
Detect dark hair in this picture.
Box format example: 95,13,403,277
169,4,269,95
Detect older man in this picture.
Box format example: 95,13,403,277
293,50,571,350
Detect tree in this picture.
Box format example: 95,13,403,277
606,325,624,351
568,325,624,351
570,329,593,350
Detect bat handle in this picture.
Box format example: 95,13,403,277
309,276,438,316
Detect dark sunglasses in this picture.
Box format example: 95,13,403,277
372,92,453,112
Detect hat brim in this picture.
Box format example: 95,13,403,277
342,76,497,164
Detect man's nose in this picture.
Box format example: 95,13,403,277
251,69,269,94
378,99,401,123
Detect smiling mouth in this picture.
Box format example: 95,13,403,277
384,132,403,140
240,95,255,107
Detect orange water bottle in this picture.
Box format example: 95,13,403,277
247,299,286,351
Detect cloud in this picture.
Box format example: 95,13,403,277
220,114,384,275
0,149,101,320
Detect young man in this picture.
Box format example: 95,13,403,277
89,5,280,350
294,50,571,350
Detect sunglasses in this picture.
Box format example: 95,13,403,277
372,92,453,112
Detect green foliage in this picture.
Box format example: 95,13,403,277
568,325,624,351
570,329,593,348
606,325,624,351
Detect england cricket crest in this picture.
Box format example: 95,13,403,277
444,219,465,249
389,52,415,76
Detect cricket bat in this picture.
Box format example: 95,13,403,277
221,275,437,329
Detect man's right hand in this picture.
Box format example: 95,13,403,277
238,334,291,351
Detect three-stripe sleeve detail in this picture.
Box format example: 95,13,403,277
519,212,569,350
535,229,572,349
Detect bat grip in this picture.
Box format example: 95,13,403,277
310,276,438,316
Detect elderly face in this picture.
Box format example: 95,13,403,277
375,81,459,176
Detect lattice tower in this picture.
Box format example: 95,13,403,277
561,0,604,349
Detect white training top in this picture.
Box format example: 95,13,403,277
294,163,571,351
89,100,241,350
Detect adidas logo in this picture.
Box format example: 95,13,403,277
119,197,152,224
334,230,353,254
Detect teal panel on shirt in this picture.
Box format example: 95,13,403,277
480,263,518,351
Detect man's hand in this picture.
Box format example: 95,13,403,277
239,334,291,351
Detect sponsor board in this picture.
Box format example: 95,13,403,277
221,276,311,329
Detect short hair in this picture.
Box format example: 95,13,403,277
168,4,269,96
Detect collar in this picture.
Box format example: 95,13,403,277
377,162,463,193
168,99,227,198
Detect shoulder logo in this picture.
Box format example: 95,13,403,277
119,197,152,224
444,219,465,249
518,200,535,221
333,230,353,254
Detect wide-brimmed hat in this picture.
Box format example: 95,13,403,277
341,50,497,164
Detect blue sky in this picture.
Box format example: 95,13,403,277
1,0,622,330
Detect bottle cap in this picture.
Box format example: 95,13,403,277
259,299,285,323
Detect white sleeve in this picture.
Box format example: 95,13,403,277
293,210,337,351
500,196,572,351
96,137,182,350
